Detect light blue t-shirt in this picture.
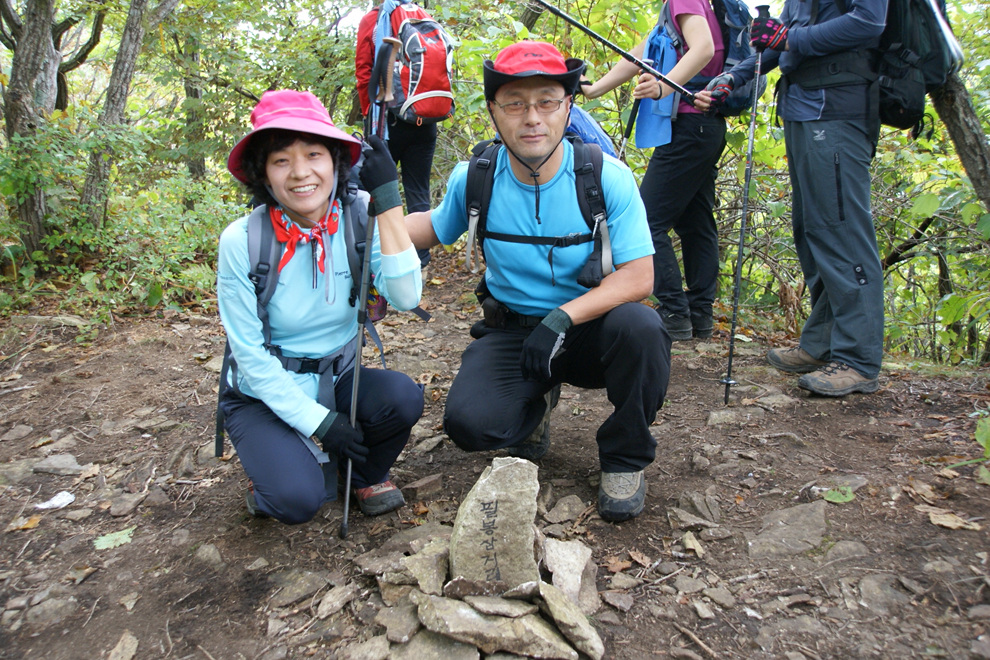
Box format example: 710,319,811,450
431,140,653,317
217,206,422,437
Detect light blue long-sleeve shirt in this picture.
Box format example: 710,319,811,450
217,206,422,437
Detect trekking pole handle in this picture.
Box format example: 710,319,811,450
529,0,695,103
379,37,401,104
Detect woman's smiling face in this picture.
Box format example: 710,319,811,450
265,138,336,227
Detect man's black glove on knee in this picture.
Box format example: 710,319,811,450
359,135,402,216
314,412,369,464
521,308,572,382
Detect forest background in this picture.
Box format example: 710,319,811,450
1,0,989,368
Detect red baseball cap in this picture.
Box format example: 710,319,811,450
483,41,586,100
227,90,362,183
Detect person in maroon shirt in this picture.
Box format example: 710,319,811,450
583,0,726,342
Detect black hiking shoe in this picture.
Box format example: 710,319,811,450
660,311,692,342
507,384,561,461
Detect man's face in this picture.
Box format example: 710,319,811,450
490,78,570,169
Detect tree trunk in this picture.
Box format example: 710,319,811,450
4,0,59,255
79,0,150,229
80,0,179,229
929,73,990,213
519,3,543,31
181,36,206,181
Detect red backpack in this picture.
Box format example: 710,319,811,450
385,3,456,125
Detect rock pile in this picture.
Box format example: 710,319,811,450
344,457,604,660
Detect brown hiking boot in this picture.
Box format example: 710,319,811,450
798,361,879,397
767,346,828,373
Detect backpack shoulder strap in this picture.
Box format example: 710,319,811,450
465,139,501,273
342,179,367,307
217,204,282,457
247,205,282,312
570,137,612,274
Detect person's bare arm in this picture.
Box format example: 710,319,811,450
632,13,715,101
558,256,653,326
405,210,441,251
375,205,414,255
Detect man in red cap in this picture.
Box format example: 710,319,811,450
406,41,671,522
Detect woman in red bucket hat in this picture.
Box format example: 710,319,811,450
217,90,423,523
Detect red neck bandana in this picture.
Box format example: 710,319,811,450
269,201,340,275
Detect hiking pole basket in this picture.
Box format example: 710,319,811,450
341,37,400,540
721,6,769,405
529,0,695,104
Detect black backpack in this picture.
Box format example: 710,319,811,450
788,0,963,133
463,135,613,290
213,179,427,457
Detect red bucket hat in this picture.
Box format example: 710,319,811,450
483,41,586,101
227,90,362,183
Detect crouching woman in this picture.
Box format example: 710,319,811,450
217,90,423,523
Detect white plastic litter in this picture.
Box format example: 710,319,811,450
35,491,75,510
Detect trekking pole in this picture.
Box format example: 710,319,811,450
365,37,402,139
341,37,400,540
617,59,652,162
529,0,695,103
721,5,769,405
618,99,640,163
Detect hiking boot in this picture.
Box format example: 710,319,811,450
507,384,561,461
798,361,879,397
597,470,646,522
691,314,713,340
660,311,692,342
245,483,269,519
354,480,406,516
767,346,828,373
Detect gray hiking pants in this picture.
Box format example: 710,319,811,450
784,118,883,378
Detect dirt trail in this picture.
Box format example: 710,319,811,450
0,249,988,659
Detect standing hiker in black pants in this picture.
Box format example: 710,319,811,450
583,0,725,341
356,4,437,269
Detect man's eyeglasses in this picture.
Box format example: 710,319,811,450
493,98,567,116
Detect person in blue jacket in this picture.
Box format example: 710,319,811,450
218,90,424,522
702,0,887,396
405,41,671,522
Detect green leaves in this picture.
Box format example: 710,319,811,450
908,192,941,219
823,487,856,504
94,526,137,550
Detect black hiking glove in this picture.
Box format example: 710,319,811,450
314,412,369,464
359,136,402,216
521,308,572,382
704,73,737,113
751,16,788,52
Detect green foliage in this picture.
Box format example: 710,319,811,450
0,0,987,368
823,487,856,504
